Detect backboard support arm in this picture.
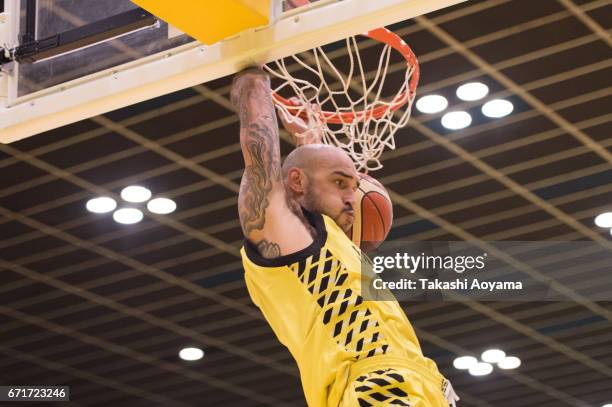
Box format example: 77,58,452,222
22,0,36,43
3,7,157,64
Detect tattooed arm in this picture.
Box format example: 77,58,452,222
231,68,313,259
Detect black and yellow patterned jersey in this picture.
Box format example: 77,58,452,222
240,209,451,407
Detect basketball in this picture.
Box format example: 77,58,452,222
348,173,393,252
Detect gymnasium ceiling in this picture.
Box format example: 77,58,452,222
1,0,611,406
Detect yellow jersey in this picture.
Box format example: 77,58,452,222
240,209,446,407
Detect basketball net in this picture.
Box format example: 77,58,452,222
265,27,419,172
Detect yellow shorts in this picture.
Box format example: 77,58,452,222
339,356,455,407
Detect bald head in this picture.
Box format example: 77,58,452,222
282,144,355,180
282,144,359,232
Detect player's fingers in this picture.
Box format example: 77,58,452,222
288,97,303,107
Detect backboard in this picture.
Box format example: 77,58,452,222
0,0,466,143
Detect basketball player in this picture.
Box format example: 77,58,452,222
231,67,458,407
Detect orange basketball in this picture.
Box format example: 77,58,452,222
348,173,393,252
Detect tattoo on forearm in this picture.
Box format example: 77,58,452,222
240,126,277,234
236,76,282,236
256,239,281,258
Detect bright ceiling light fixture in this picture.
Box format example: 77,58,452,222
147,197,177,214
594,212,612,228
481,349,506,364
113,208,143,225
416,94,448,114
86,197,117,214
498,356,521,370
456,82,489,101
120,185,152,203
482,99,514,118
179,347,204,361
469,362,493,376
453,356,478,370
441,111,472,130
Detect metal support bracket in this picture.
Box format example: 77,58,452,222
4,7,157,64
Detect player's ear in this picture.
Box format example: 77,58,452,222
286,167,306,194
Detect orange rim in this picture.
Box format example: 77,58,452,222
272,27,420,125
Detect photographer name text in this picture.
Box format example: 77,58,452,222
368,252,523,292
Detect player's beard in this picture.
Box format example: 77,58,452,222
303,184,352,232
302,184,326,216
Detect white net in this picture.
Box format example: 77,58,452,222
265,28,418,172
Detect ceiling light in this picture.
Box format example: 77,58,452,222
441,111,472,130
416,95,448,114
594,212,612,228
179,347,204,361
601,404,612,407
147,197,177,214
453,356,478,370
120,185,152,203
456,82,489,101
113,208,144,225
86,197,117,214
481,349,506,364
469,362,493,376
498,356,521,370
482,99,514,118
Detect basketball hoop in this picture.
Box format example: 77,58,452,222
265,26,419,171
